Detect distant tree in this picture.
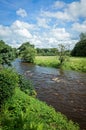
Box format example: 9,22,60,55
58,44,66,65
71,33,86,57
18,42,36,63
36,48,58,56
0,40,16,65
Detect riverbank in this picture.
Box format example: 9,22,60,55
35,56,86,72
0,87,80,130
11,58,86,129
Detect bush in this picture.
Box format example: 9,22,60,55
19,75,37,97
0,68,19,107
21,47,36,63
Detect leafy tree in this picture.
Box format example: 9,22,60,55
71,33,86,57
0,40,16,65
18,42,36,63
21,47,36,63
18,42,34,53
58,44,66,65
36,48,58,56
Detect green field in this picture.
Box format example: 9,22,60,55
35,56,86,72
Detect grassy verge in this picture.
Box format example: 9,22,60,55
0,87,80,130
35,56,86,72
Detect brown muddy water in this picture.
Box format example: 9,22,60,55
12,59,86,130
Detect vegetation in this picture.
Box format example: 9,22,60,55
36,48,59,56
0,87,79,130
35,56,60,68
35,56,86,72
0,68,36,108
71,33,86,57
18,42,36,63
0,68,19,107
0,67,80,130
0,40,16,65
58,44,68,65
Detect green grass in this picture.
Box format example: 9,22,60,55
35,56,86,72
0,87,80,130
35,56,60,68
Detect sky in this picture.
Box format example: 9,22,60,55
0,0,86,49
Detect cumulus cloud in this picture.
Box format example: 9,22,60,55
16,8,27,17
72,20,86,32
37,18,50,28
53,1,66,9
0,20,33,47
41,0,86,21
0,19,75,48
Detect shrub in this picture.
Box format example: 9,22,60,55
0,68,19,107
18,75,37,97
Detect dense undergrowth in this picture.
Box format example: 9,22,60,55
35,56,86,72
0,87,80,130
0,68,80,130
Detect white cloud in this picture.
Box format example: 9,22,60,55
41,0,86,21
72,20,86,32
16,8,27,17
65,0,86,19
40,10,73,21
37,18,50,28
53,1,65,9
0,20,77,49
0,20,33,47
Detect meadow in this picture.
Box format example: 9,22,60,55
35,56,86,72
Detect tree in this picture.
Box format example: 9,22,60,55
0,40,16,65
18,42,36,63
58,44,66,65
71,33,86,57
80,32,86,41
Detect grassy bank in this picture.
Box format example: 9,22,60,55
0,87,80,130
35,56,86,72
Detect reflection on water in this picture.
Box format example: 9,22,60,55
12,58,86,130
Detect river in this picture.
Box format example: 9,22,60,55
12,58,86,130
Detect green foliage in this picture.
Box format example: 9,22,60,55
36,48,58,56
58,44,67,66
0,68,19,107
19,75,37,97
0,68,36,108
71,36,86,57
0,87,80,130
35,56,86,72
63,57,86,72
18,42,34,52
18,42,36,63
21,48,36,63
0,40,16,65
35,56,60,68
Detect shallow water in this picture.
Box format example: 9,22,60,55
12,59,86,130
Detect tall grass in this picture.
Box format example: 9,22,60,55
35,56,60,68
35,56,86,72
0,87,80,130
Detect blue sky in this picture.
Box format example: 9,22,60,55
0,0,86,49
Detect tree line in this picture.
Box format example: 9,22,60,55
0,33,86,66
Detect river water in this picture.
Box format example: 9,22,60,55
12,59,86,130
